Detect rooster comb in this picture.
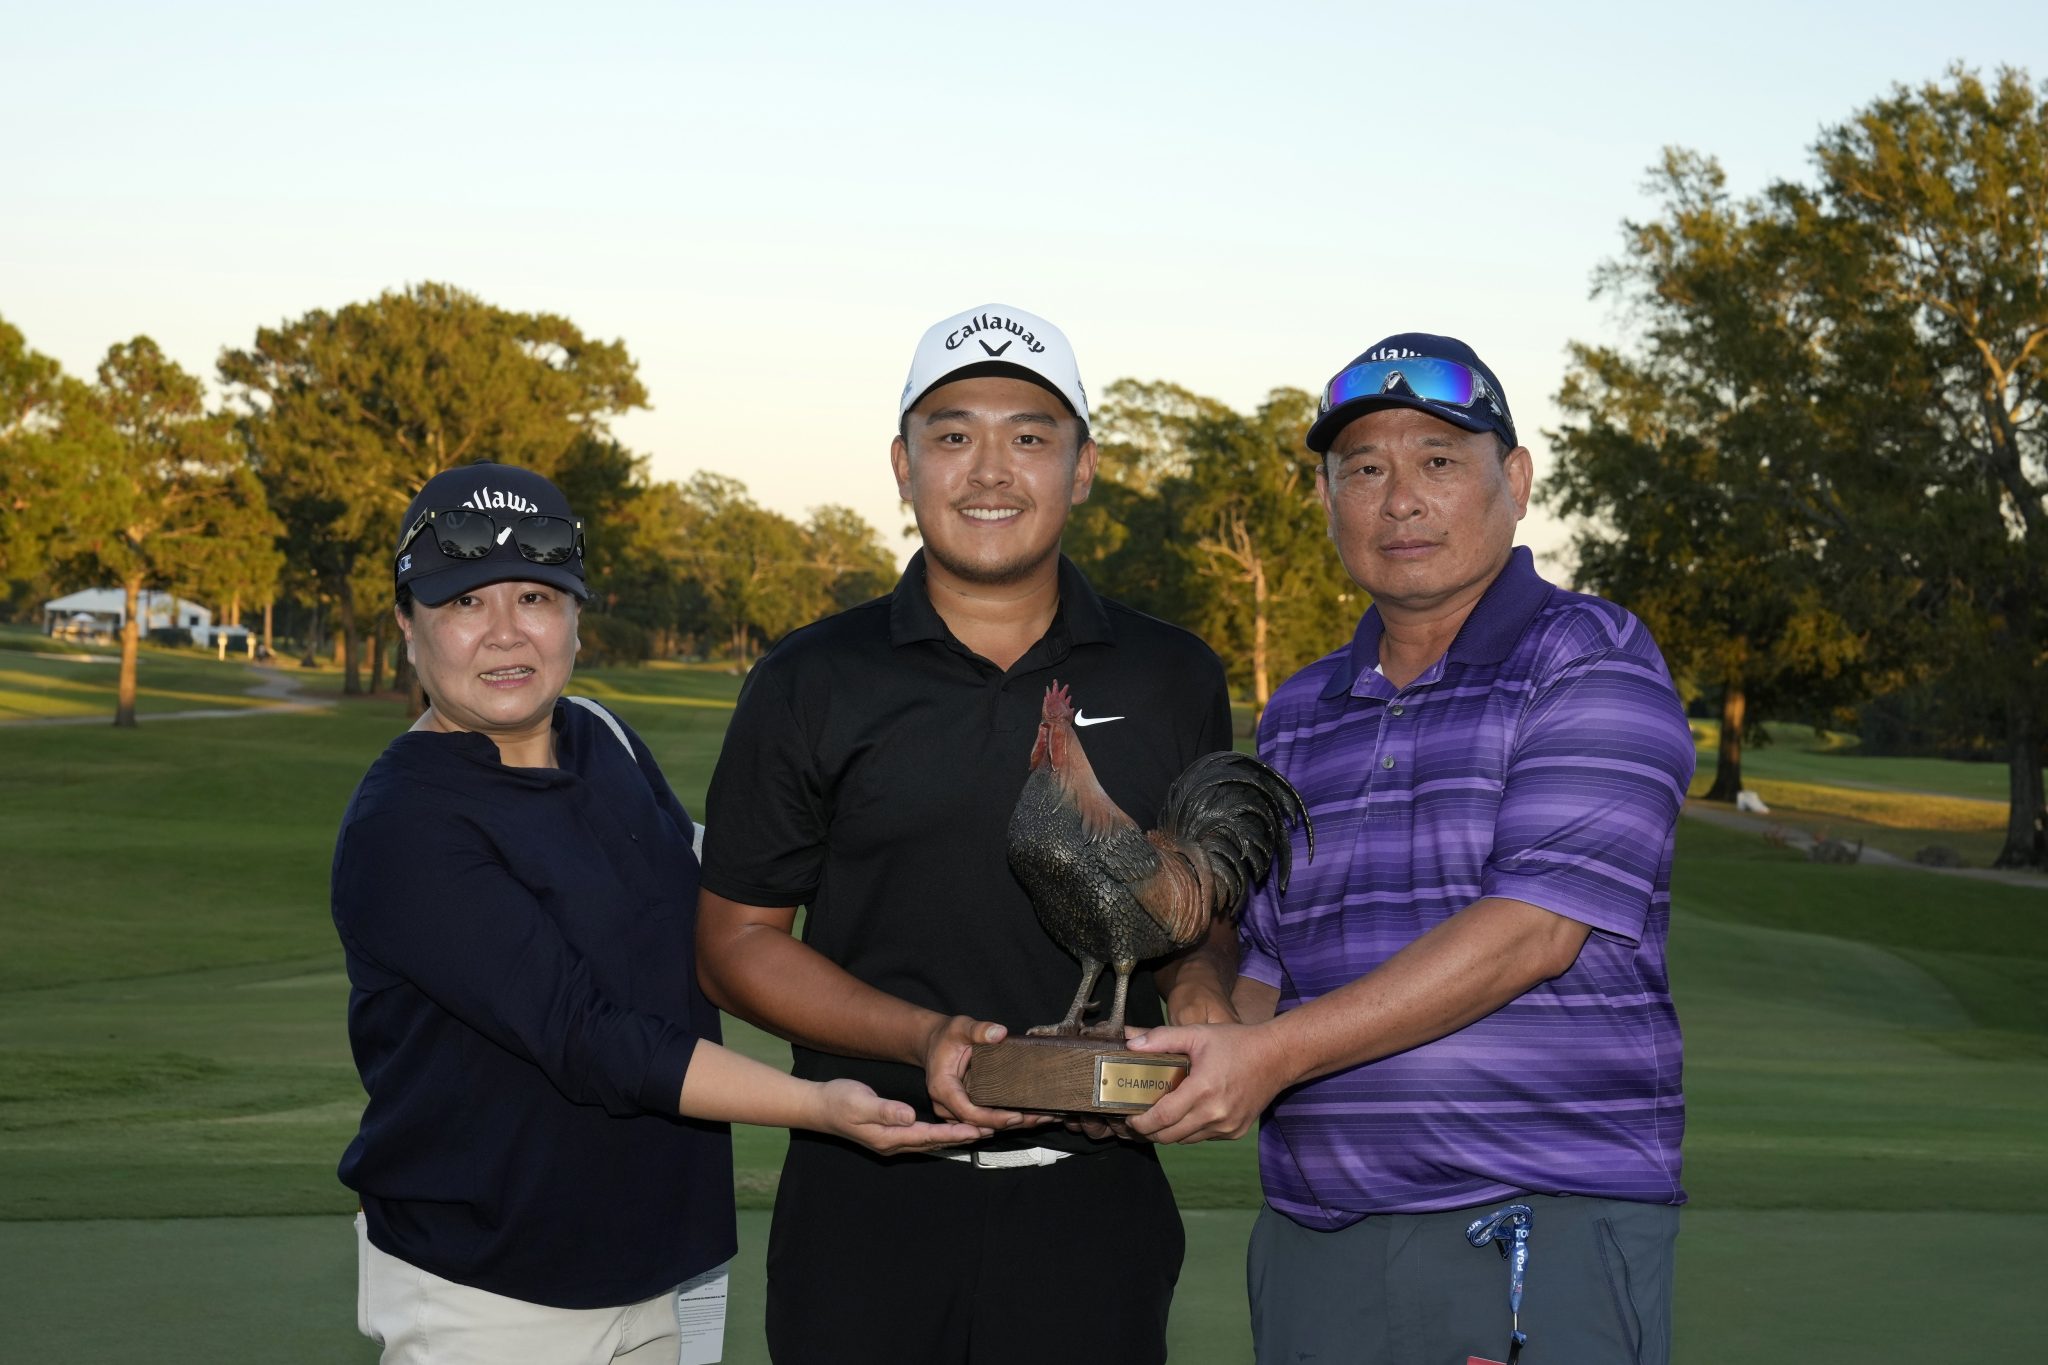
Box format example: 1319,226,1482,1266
1041,681,1074,722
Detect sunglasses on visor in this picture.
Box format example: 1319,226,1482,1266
1322,357,1508,423
395,508,584,568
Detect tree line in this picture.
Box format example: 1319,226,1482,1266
1,284,904,722
4,65,2042,869
1,283,1356,731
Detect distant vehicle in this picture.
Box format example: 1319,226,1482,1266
53,612,114,643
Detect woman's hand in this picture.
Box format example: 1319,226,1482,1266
812,1077,987,1154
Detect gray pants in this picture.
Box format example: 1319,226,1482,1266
1248,1195,1678,1365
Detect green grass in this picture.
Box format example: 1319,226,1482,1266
569,662,743,813
0,1208,2025,1362
1668,821,2048,1218
0,661,2039,1360
0,646,288,720
1672,820,2048,1044
1695,719,2013,803
1690,718,2019,865
0,711,394,988
1696,773,2006,833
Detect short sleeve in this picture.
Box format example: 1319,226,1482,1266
1480,648,1695,944
698,658,828,907
1237,896,1285,988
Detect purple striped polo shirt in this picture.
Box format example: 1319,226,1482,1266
1239,547,1692,1229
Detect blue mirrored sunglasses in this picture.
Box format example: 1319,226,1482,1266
1322,357,1506,422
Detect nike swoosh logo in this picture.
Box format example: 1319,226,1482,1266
1074,711,1125,727
496,527,514,545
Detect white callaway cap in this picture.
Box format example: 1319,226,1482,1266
899,303,1090,425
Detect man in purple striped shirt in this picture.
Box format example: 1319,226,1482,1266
1129,334,1692,1365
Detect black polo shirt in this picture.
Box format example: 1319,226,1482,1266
700,550,1232,1129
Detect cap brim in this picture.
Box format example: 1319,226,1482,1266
1305,395,1496,454
407,560,590,607
901,361,1080,421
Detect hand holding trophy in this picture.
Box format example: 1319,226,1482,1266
965,682,1313,1115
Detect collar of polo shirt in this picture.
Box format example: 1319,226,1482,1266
1322,547,1554,701
889,551,1113,650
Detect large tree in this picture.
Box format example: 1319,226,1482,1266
52,338,278,726
550,441,897,664
669,473,814,668
1547,152,1887,799
219,283,648,693
589,478,709,658
1549,68,2048,866
802,504,897,613
1068,380,1361,713
1801,66,2048,867
1178,388,1358,713
1066,380,1228,631
0,317,98,588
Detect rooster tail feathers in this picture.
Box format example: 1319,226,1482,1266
1158,751,1313,918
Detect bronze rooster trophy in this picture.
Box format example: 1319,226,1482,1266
965,681,1312,1115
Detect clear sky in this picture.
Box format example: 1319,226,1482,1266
4,1,2042,576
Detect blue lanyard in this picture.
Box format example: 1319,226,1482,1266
1465,1203,1533,1364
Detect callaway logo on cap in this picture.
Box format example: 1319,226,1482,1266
899,303,1090,425
460,484,541,515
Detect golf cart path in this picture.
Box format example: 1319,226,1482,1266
1681,800,2048,890
0,664,333,728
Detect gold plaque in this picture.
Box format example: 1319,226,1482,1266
966,1038,1192,1115
1094,1056,1189,1112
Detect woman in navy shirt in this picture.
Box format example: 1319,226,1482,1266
334,463,978,1363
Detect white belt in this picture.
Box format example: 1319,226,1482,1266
936,1147,1072,1169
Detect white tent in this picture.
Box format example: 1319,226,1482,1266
41,589,213,637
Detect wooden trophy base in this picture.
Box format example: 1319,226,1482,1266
964,1035,1190,1115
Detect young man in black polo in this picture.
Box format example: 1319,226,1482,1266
697,303,1234,1364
